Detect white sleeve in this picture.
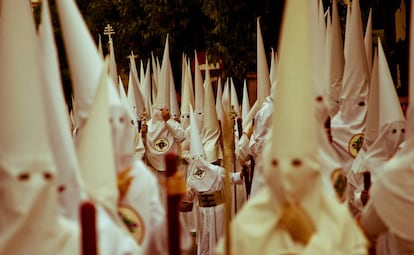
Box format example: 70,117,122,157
249,108,272,159
219,167,243,185
134,132,145,160
236,133,251,163
231,172,244,185
166,119,186,143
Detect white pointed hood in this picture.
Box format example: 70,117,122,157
180,62,193,129
310,0,327,100
310,0,331,124
216,77,224,123
363,39,406,175
118,76,136,127
341,0,370,96
0,0,78,253
344,1,352,56
155,35,171,110
194,51,205,118
56,0,103,123
140,60,145,84
129,52,140,87
364,9,373,78
76,61,119,216
108,35,118,87
126,69,140,122
142,59,153,120
222,78,231,115
230,78,241,118
189,106,206,159
39,0,84,221
368,2,414,240
364,48,380,149
201,58,221,163
269,48,278,85
169,65,180,120
242,79,251,121
262,0,319,203
98,34,104,59
256,17,271,107
151,51,158,90
327,0,345,117
127,52,145,122
377,39,406,128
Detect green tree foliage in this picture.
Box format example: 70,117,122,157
75,0,281,88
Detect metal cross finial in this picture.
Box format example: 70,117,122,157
104,24,115,41
127,53,138,60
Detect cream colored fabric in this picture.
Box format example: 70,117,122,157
186,157,242,255
215,185,367,255
145,111,186,171
331,0,369,172
0,0,79,254
38,0,84,221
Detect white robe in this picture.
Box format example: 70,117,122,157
118,160,167,255
248,97,273,197
214,185,368,255
185,157,242,255
146,111,186,172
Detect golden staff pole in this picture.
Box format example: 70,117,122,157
220,109,236,255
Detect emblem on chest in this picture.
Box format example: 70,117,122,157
193,167,206,179
154,137,170,152
348,133,364,158
118,204,145,244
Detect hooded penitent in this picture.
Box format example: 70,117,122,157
75,59,142,255
108,67,169,253
364,9,373,78
145,36,186,171
0,0,79,254
186,105,231,255
348,39,406,215
362,3,414,246
364,39,406,175
214,0,368,253
256,17,271,108
331,0,369,172
38,0,85,222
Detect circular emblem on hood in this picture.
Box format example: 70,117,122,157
118,204,145,244
348,133,364,158
154,137,170,152
193,167,206,179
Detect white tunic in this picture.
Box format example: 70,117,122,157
248,97,273,197
214,186,368,255
146,111,186,171
118,160,167,255
185,157,242,255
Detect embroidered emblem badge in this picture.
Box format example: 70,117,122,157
348,133,364,158
118,204,145,244
154,137,169,152
193,167,206,179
